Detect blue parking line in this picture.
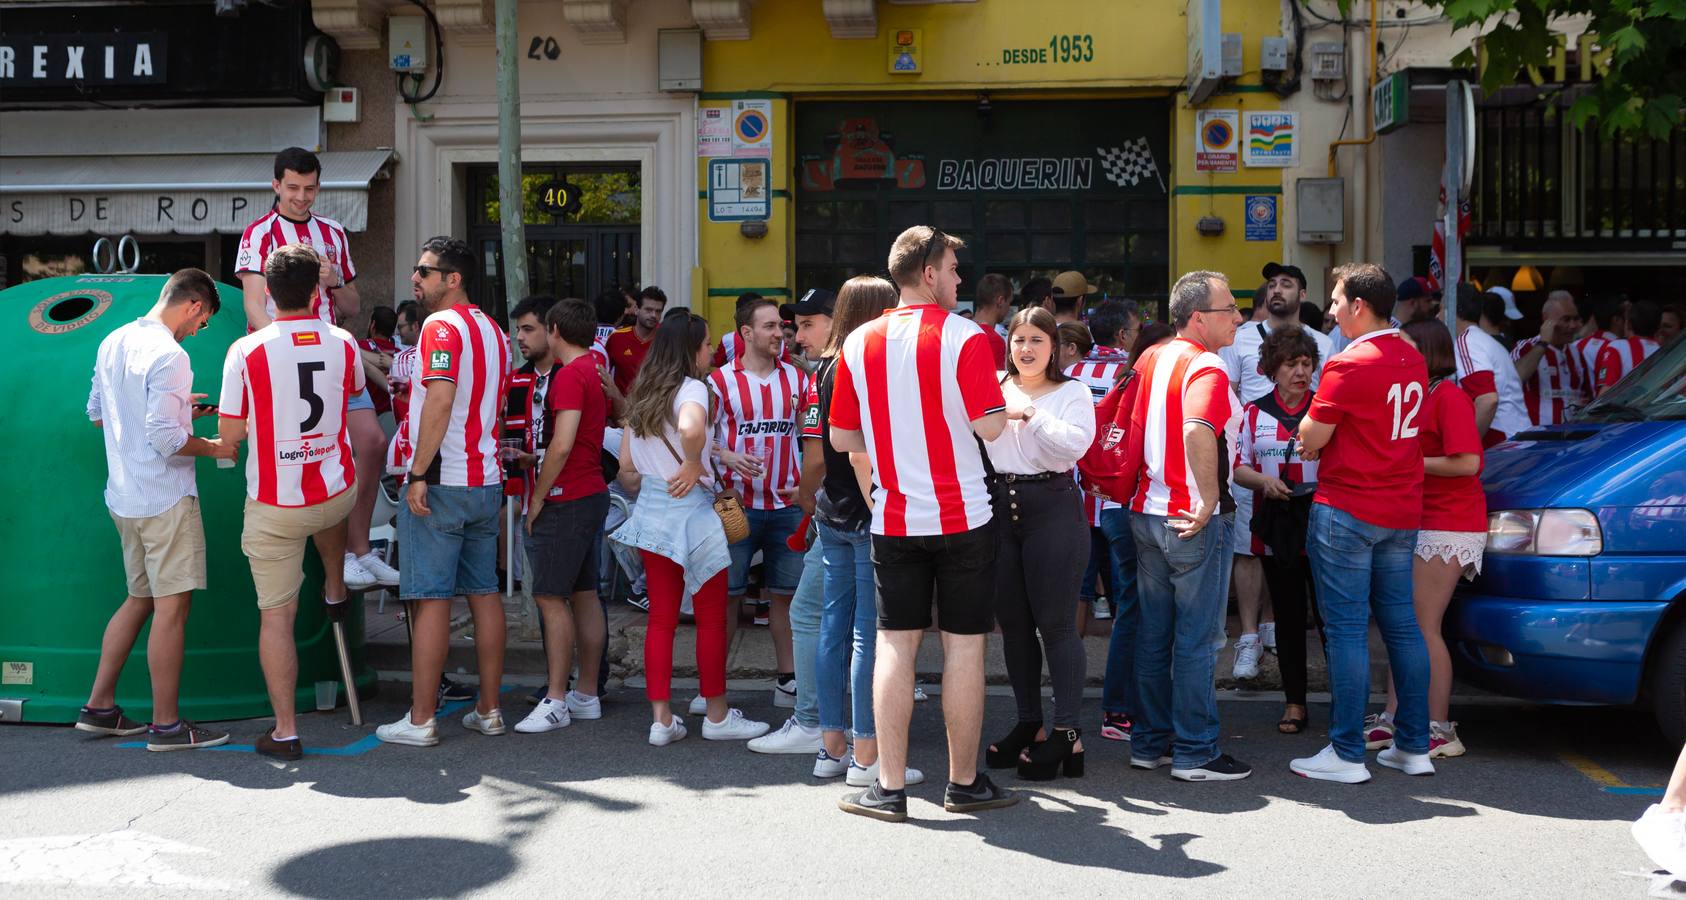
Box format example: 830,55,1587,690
1605,787,1666,796
112,700,472,756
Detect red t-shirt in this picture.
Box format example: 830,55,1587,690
982,325,1007,370
358,336,398,415
1306,330,1427,530
1419,379,1486,532
604,325,654,395
539,354,608,503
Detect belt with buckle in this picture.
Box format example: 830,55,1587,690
991,471,1064,484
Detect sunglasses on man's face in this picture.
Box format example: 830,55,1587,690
413,264,457,279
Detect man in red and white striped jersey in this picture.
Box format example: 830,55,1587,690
1115,269,1252,782
1593,300,1662,396
1512,292,1587,426
832,226,1015,820
1452,286,1531,446
709,296,812,700
377,236,514,750
1572,294,1625,384
218,244,363,761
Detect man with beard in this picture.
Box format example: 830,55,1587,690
604,286,667,395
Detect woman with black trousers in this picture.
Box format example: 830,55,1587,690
982,306,1097,779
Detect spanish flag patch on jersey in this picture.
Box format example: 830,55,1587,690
292,331,321,346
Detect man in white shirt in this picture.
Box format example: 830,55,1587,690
1454,286,1531,445
78,269,237,751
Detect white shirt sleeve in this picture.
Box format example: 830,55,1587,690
87,364,104,423
145,349,193,458
1021,381,1097,469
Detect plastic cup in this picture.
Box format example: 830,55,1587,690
314,680,337,711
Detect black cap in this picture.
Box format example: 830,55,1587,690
1262,262,1307,289
781,288,835,320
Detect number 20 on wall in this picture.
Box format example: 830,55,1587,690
1388,381,1423,441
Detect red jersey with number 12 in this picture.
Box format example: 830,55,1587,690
408,304,511,487
1306,330,1427,530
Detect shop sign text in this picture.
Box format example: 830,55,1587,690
999,34,1095,65
0,33,165,86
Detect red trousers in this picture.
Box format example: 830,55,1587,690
640,551,727,702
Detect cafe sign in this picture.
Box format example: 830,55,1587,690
1,191,371,236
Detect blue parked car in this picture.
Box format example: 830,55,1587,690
1448,336,1686,742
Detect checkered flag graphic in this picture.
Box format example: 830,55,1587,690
1097,138,1165,192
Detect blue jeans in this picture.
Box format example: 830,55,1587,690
1129,511,1232,769
816,520,875,738
788,535,824,729
1098,507,1141,717
1306,503,1430,761
397,484,502,600
726,505,807,595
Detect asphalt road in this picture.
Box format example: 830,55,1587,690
0,682,1676,898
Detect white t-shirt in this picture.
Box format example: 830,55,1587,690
626,378,716,486
984,379,1096,475
1219,319,1333,404
1455,324,1532,439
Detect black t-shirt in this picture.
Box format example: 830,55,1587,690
806,356,871,531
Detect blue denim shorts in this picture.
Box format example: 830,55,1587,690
727,504,807,596
347,387,376,412
398,483,503,600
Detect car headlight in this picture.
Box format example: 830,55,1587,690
1485,509,1603,556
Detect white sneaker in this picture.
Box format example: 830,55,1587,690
1634,804,1686,877
813,747,849,779
688,694,708,716
514,698,570,734
357,552,400,587
772,678,797,709
913,687,930,702
564,691,602,720
1259,621,1278,654
1290,744,1372,784
649,714,688,747
701,708,771,741
1377,745,1435,776
1232,635,1261,680
376,715,439,747
343,553,379,591
747,717,823,754
845,754,925,788
1429,720,1465,758
461,708,507,736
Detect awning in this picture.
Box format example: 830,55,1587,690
0,150,392,236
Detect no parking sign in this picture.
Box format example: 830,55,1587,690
732,99,773,157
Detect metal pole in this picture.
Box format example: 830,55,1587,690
1443,80,1468,334
495,0,528,311
331,621,363,726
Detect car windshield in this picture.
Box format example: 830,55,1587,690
1575,337,1686,422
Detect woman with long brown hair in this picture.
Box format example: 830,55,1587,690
611,312,770,746
982,306,1097,779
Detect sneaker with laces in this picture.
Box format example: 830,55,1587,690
1429,720,1465,758
748,717,823,754
1634,804,1686,877
1100,712,1133,742
1290,744,1371,783
75,705,147,736
357,552,400,587
1377,745,1435,776
624,592,650,612
1172,753,1253,782
514,698,570,734
701,708,770,741
687,694,710,716
377,715,440,747
1231,635,1262,680
462,708,507,736
839,781,907,822
1130,754,1173,770
437,676,476,703
1259,621,1278,654
943,773,1021,813
847,755,925,788
145,721,229,752
1364,712,1395,750
648,714,688,746
772,677,797,709
342,553,379,591
813,747,849,779
564,691,602,720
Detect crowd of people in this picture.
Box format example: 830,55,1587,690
76,147,1677,822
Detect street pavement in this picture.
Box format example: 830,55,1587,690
0,679,1676,898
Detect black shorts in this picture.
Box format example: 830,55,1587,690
524,491,610,598
871,524,996,635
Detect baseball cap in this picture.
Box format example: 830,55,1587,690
1051,270,1098,298
1261,262,1307,289
1487,286,1524,320
1397,276,1441,302
780,287,835,320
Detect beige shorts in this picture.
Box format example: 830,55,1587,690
241,487,358,610
111,496,208,599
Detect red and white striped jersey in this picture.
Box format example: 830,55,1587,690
406,304,511,487
1128,338,1240,518
1512,337,1585,426
1235,395,1319,555
234,210,356,326
385,346,417,476
1573,331,1618,386
1065,354,1130,524
830,304,1006,537
1454,324,1532,440
1593,336,1659,394
710,357,809,510
219,316,364,507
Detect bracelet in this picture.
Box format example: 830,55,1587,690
409,471,426,481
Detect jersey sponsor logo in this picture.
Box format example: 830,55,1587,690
736,419,794,437
801,405,821,430
292,331,321,346
428,350,453,372
275,437,338,466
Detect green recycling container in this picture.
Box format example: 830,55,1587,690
0,274,376,725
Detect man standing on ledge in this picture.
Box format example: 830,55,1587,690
830,225,1019,822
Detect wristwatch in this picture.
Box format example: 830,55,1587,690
1022,404,1037,420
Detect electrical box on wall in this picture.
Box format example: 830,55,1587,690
1221,33,1243,77
1296,178,1345,244
658,29,703,91
1309,42,1345,82
323,86,360,123
1260,37,1289,71
388,15,427,72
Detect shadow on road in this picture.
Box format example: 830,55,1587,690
272,837,515,899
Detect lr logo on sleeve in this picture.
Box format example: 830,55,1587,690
429,350,452,372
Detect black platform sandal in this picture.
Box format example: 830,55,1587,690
1018,727,1084,781
986,721,1044,769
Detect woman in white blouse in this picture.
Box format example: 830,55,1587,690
981,306,1097,780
